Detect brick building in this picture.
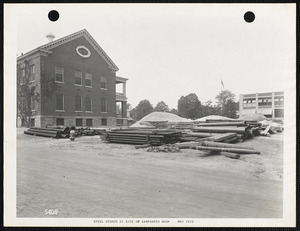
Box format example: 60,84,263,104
239,91,284,120
17,29,128,127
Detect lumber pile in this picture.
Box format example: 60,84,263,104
103,129,182,145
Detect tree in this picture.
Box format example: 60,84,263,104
222,99,239,118
154,101,169,112
169,108,179,115
215,90,238,118
215,90,236,106
17,60,40,127
135,99,154,121
201,100,221,117
40,66,58,99
177,93,202,119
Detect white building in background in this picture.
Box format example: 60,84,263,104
239,91,284,120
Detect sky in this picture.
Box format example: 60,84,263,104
12,3,295,109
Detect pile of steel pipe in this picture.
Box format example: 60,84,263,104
24,127,65,138
104,129,182,145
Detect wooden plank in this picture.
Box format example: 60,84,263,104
195,146,260,154
201,141,254,150
196,122,246,127
184,132,212,138
175,142,200,149
135,144,152,149
220,152,240,159
223,136,239,143
204,133,237,142
193,127,247,134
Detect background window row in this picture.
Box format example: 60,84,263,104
56,94,107,112
55,67,107,89
55,118,108,126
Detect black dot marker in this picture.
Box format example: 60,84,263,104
244,11,255,23
48,10,59,22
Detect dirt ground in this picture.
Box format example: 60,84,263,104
16,128,283,218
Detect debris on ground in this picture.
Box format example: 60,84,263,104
146,144,181,153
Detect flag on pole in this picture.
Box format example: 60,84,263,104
221,79,224,90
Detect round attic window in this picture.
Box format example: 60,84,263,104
76,45,91,58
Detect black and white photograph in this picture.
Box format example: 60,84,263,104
4,3,296,227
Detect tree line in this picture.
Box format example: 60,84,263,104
130,90,239,121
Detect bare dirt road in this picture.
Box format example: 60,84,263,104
17,128,283,218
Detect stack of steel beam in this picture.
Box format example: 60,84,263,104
104,129,182,145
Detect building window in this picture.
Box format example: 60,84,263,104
29,65,35,82
86,118,93,127
101,99,107,113
100,76,107,89
56,118,64,126
275,96,284,106
30,118,35,127
85,96,92,112
31,96,35,111
243,98,256,108
85,73,92,87
275,109,284,118
22,68,25,77
20,69,25,85
101,118,107,126
258,97,272,107
55,67,64,83
75,71,82,85
75,95,82,111
76,118,83,127
56,94,64,111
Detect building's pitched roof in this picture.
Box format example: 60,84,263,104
17,29,119,71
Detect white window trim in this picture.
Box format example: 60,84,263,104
75,71,83,86
85,73,93,88
101,99,107,113
86,118,93,127
56,94,64,111
101,118,108,126
55,66,64,83
85,97,93,112
76,118,83,127
100,77,107,90
75,96,82,112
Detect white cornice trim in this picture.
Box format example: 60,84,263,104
18,29,119,71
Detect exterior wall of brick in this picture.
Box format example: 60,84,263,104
40,36,116,119
17,32,127,128
32,115,116,127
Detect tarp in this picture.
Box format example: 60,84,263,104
257,108,273,115
239,113,267,121
130,112,191,128
194,115,235,122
